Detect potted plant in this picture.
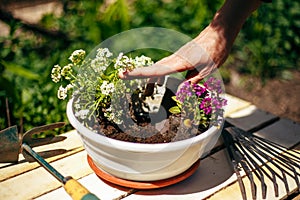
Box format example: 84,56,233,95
51,47,227,182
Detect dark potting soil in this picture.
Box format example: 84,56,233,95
91,114,208,144
77,88,209,144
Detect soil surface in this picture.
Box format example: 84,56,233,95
224,70,300,123
92,114,208,143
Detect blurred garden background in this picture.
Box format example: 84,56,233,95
0,0,299,136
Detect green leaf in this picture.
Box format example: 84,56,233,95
1,60,39,80
169,106,181,114
171,96,180,103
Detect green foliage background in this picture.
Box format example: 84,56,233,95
0,0,299,135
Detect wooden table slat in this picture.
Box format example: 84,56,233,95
226,105,279,132
207,148,300,200
254,118,300,148
0,130,83,181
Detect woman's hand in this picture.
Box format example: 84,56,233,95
119,0,261,86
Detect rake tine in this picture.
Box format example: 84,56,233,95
265,153,300,192
254,141,300,192
234,146,257,200
239,133,295,195
254,135,300,154
246,140,291,194
248,136,300,193
253,135,300,164
228,129,280,197
223,131,247,200
254,138,300,177
230,145,248,200
242,143,279,196
235,142,267,199
253,137,300,166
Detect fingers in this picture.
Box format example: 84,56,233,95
119,40,215,81
185,62,217,84
119,54,190,80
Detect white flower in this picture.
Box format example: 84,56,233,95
91,57,108,73
57,85,67,100
74,103,81,109
134,55,153,67
51,65,61,83
114,53,124,69
114,55,135,71
69,49,86,65
104,107,123,124
96,48,113,58
66,84,74,90
61,64,73,79
75,109,89,119
100,81,115,95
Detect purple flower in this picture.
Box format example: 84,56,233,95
204,77,223,94
176,81,193,102
171,77,227,127
200,97,212,115
193,83,206,97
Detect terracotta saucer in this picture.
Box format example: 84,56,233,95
87,155,200,189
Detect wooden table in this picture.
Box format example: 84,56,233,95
1,94,299,200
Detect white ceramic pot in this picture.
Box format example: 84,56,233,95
67,99,222,181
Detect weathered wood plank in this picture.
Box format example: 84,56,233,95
35,173,131,200
207,149,300,200
226,105,279,131
0,150,93,200
224,94,252,117
121,149,237,200
0,130,83,181
254,118,300,148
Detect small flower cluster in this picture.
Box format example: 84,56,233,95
51,48,153,125
170,77,227,127
51,49,86,100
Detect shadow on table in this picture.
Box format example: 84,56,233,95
135,149,235,196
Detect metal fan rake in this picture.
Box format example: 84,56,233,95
223,126,300,200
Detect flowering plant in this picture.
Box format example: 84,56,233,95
51,47,226,143
51,48,153,125
169,77,227,128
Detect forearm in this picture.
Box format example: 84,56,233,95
212,0,261,45
119,0,263,81
194,0,261,66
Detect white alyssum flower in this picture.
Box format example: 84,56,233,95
104,106,123,124
100,81,115,95
134,55,154,67
91,57,109,73
51,64,61,83
114,53,124,68
57,85,67,100
57,84,73,100
89,48,114,73
114,54,136,71
69,49,86,65
66,83,74,90
61,64,73,80
96,48,113,58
